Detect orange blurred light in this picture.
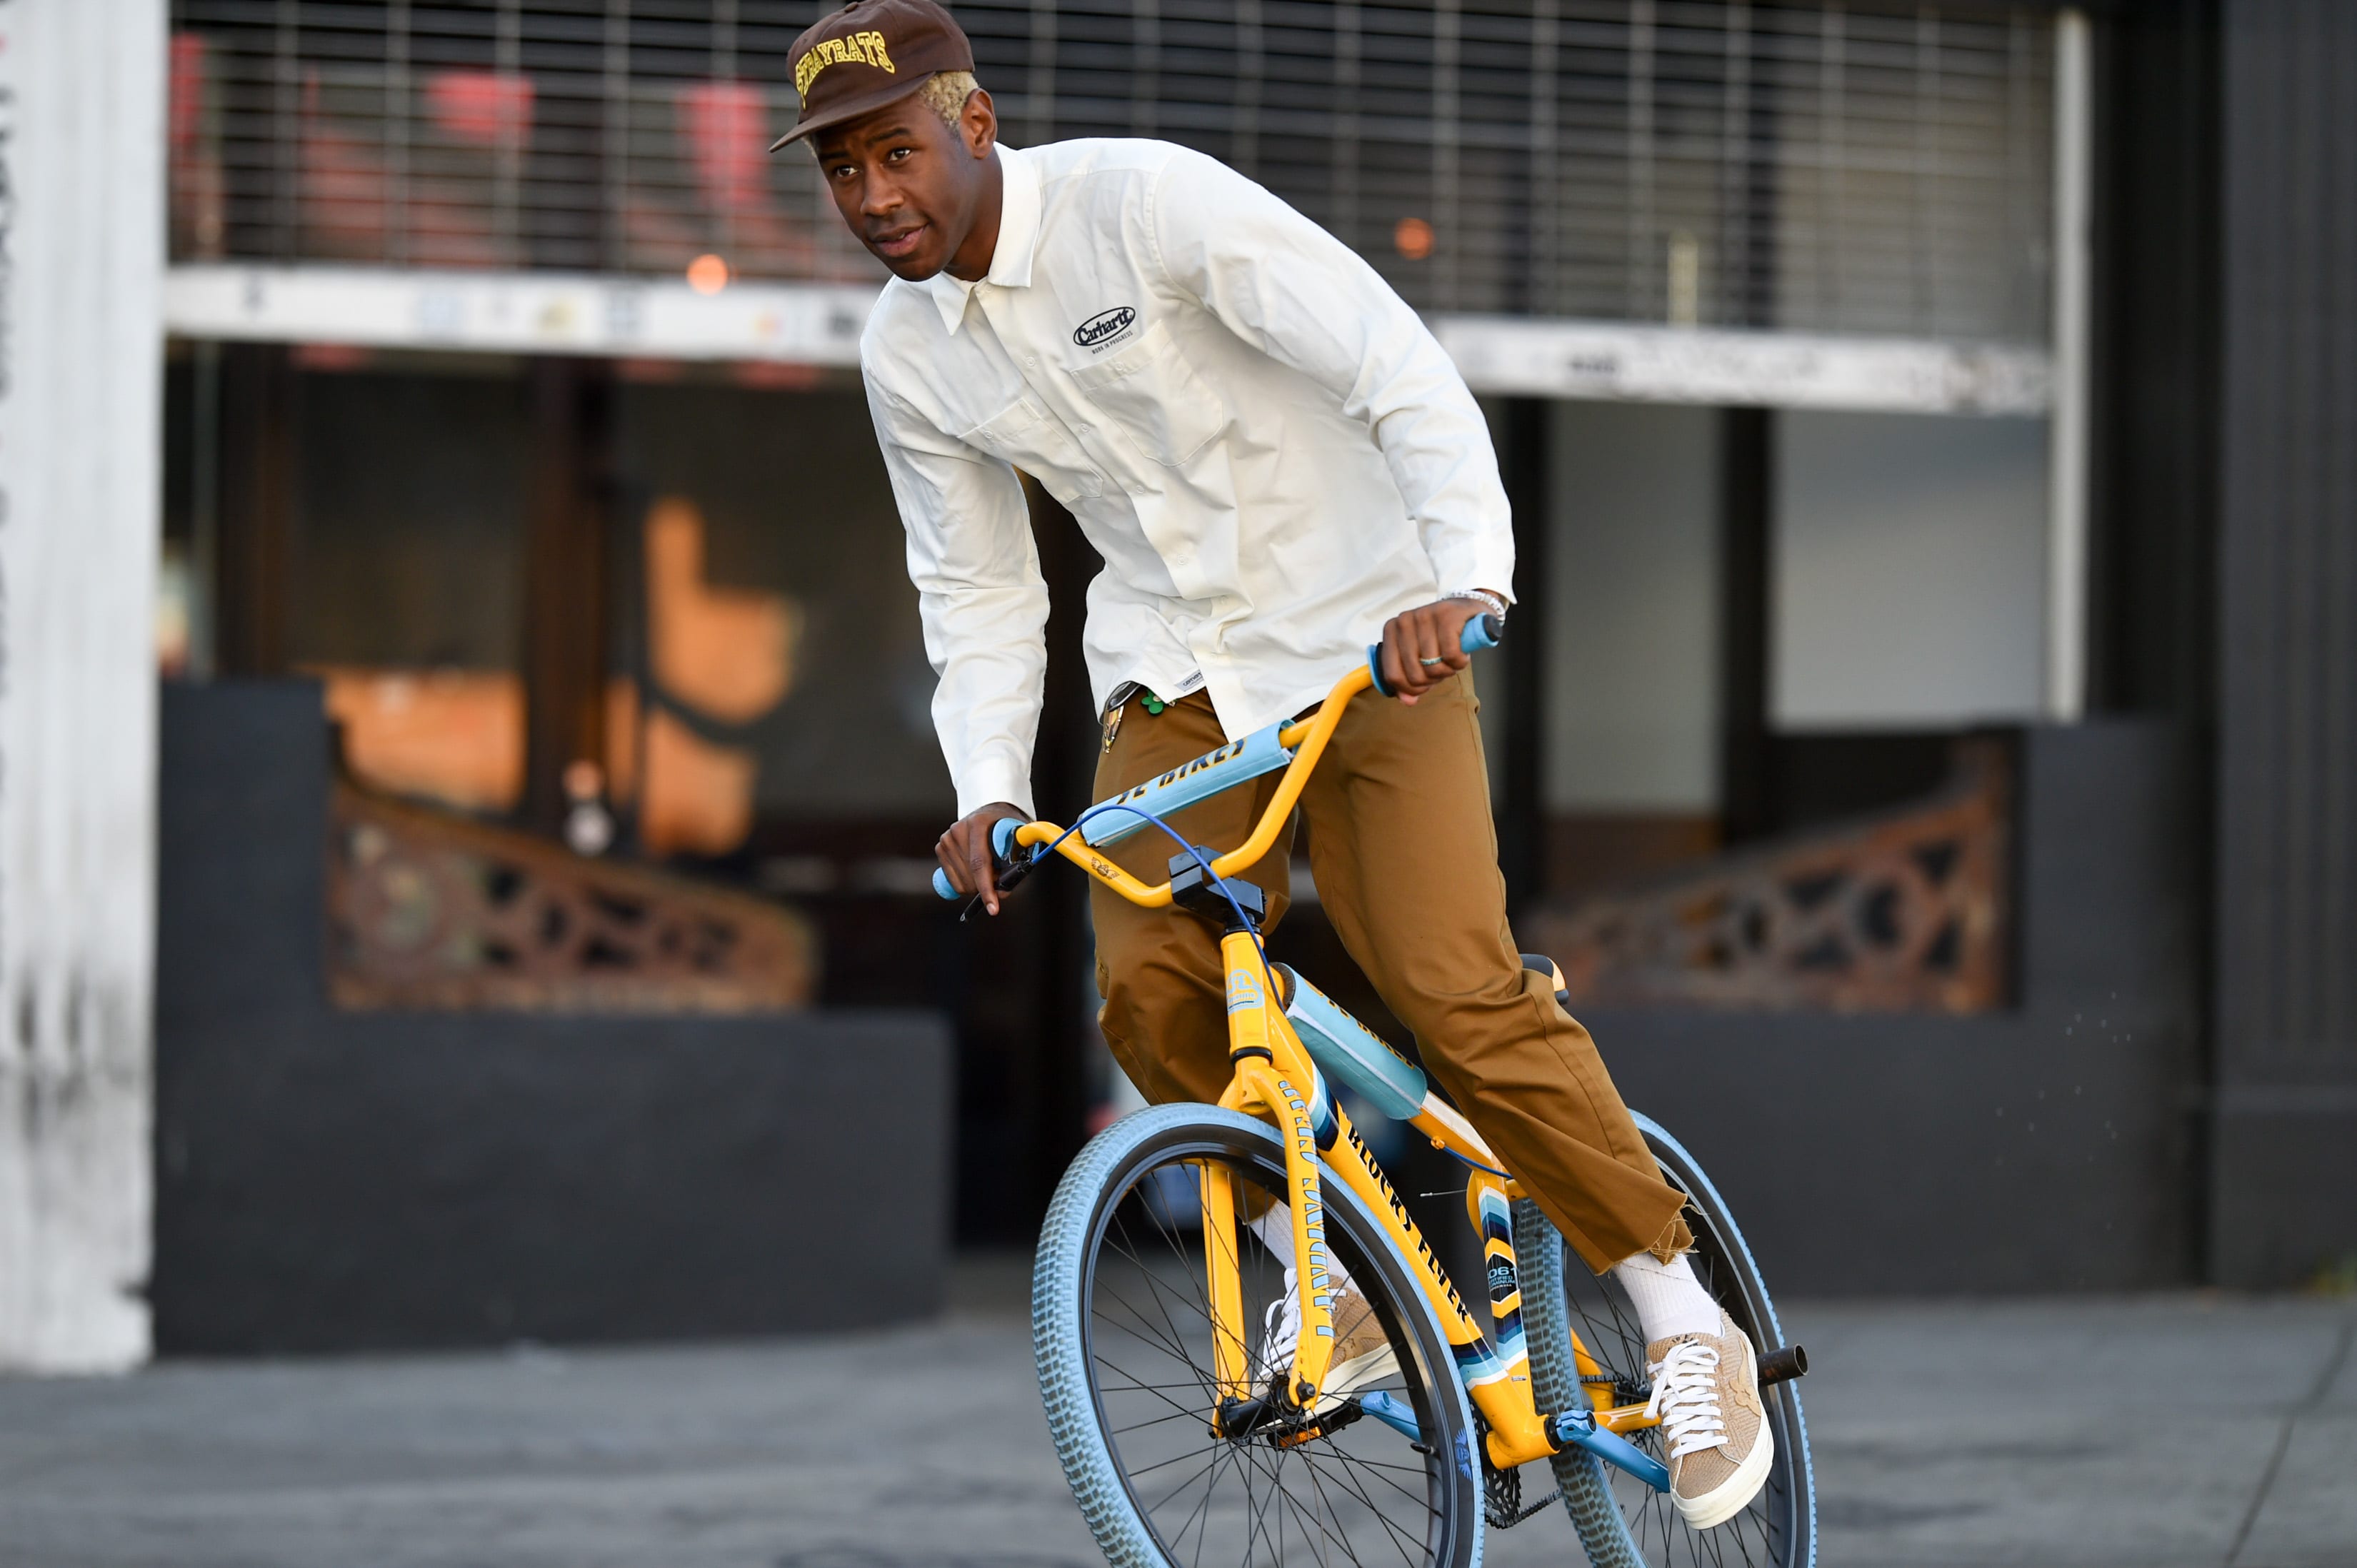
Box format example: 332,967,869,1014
1393,217,1435,261
315,667,526,813
686,253,731,294
645,497,799,725
640,708,758,858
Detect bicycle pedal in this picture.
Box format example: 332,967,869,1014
1757,1343,1809,1387
1269,1399,1365,1449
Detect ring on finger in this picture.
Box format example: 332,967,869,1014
1418,655,1446,667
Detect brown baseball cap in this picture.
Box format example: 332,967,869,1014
769,0,976,151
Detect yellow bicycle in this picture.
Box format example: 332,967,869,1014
943,618,1815,1567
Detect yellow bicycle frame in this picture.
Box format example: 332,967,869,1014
1009,660,1661,1469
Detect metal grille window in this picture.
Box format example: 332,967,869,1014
171,0,2054,343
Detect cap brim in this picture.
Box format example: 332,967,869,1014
768,77,935,151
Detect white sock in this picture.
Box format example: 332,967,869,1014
1246,1207,1356,1296
1611,1251,1721,1345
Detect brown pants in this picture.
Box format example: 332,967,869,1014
1089,673,1692,1273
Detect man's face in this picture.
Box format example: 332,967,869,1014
814,94,991,281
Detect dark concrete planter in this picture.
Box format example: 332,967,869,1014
154,681,951,1354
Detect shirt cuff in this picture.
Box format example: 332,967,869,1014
955,756,1036,822
1440,545,1517,606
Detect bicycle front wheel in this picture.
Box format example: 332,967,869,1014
1034,1104,1484,1568
1515,1112,1818,1568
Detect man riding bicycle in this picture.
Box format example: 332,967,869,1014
782,0,1771,1529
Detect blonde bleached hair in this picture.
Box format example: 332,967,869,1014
918,70,982,128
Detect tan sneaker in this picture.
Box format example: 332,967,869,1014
1258,1279,1400,1412
1644,1310,1773,1529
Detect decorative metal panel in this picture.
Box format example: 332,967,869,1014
171,0,2056,343
1532,738,2009,1012
329,771,819,1011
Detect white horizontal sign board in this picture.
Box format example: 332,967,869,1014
165,265,882,366
166,266,2052,416
1435,316,2053,416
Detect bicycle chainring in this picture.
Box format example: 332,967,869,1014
1476,1417,1561,1530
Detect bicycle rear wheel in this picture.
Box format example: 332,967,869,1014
1034,1103,1484,1568
1515,1112,1817,1568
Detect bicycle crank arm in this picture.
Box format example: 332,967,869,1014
1358,1391,1422,1442
1551,1409,1671,1492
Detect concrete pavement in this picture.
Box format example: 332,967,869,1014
0,1261,2348,1567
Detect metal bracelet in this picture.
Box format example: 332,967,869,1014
1448,588,1508,623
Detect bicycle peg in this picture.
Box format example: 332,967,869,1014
930,815,1029,901
1366,611,1504,697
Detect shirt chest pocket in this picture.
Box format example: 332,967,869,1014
1069,318,1228,466
958,395,1104,500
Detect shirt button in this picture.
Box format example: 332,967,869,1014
1025,356,1039,369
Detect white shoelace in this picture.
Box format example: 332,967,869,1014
1258,1272,1301,1374
1645,1338,1731,1459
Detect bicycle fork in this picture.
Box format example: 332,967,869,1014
1196,928,1667,1488
1203,929,1338,1417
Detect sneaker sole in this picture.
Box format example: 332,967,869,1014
1671,1422,1775,1531
1312,1345,1402,1414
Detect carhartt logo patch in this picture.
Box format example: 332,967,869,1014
1074,306,1137,349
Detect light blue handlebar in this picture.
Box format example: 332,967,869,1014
931,815,1026,900
934,615,1504,898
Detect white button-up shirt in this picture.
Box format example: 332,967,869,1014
860,138,1513,818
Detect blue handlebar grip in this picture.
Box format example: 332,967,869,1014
932,866,958,900
1460,612,1505,653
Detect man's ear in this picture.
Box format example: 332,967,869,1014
961,89,998,159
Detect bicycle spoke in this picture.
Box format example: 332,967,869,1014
1290,1448,1382,1568
1161,1447,1222,1567
1302,1448,1426,1568
1142,1444,1231,1514
1089,1262,1208,1371
1103,1215,1224,1365
1256,1455,1344,1568
1239,1442,1288,1564
1103,1395,1216,1433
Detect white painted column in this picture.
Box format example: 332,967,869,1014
0,0,168,1374
2045,8,2093,721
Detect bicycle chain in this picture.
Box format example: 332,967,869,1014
1475,1417,1562,1530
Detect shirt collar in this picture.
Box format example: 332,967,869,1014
917,143,1042,334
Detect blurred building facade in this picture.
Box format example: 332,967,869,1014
2,0,2351,1370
